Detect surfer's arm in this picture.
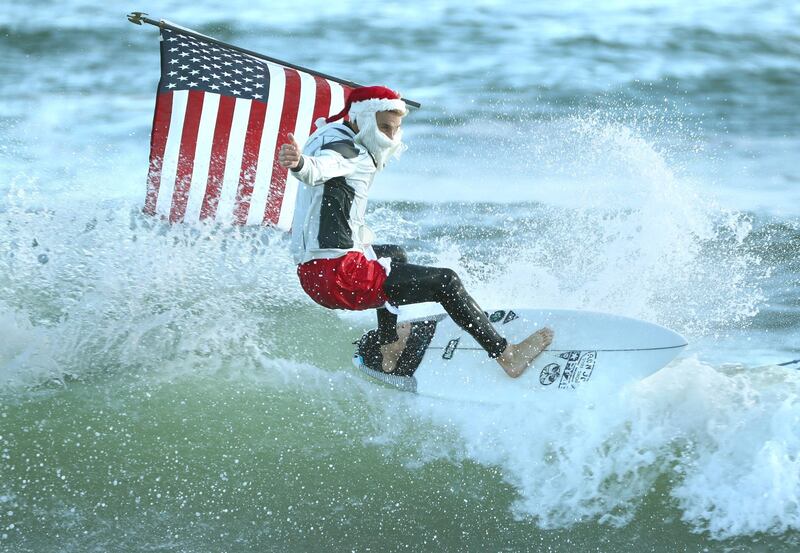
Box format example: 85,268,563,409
292,142,359,186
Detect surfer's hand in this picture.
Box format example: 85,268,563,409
279,133,302,169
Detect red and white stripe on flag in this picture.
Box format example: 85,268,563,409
143,28,350,230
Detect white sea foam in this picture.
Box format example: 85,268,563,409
670,364,800,537
400,357,800,539
0,188,307,390
397,115,766,340
0,301,61,388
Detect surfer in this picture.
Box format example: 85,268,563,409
279,86,553,377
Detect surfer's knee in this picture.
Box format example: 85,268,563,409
439,268,462,289
390,245,408,264
435,268,465,299
377,244,407,264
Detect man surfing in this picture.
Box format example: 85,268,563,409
279,86,553,377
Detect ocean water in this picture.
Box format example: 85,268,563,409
1,1,799,551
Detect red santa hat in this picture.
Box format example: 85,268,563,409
323,85,408,125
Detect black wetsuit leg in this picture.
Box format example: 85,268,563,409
381,260,508,359
372,244,408,344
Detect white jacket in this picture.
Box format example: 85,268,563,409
290,122,379,265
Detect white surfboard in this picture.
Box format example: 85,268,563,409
353,308,687,403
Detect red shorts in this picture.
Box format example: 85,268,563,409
297,252,389,310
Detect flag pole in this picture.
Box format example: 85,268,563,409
127,12,421,110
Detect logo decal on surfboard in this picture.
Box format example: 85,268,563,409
539,363,561,385
555,351,597,388
442,338,460,360
485,310,518,324
489,310,505,323
537,351,599,388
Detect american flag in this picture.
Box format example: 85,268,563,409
143,25,351,229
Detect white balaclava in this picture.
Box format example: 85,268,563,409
352,109,407,172
319,86,409,172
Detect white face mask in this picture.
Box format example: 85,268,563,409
354,112,407,172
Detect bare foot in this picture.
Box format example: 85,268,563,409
496,327,554,378
379,322,412,373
